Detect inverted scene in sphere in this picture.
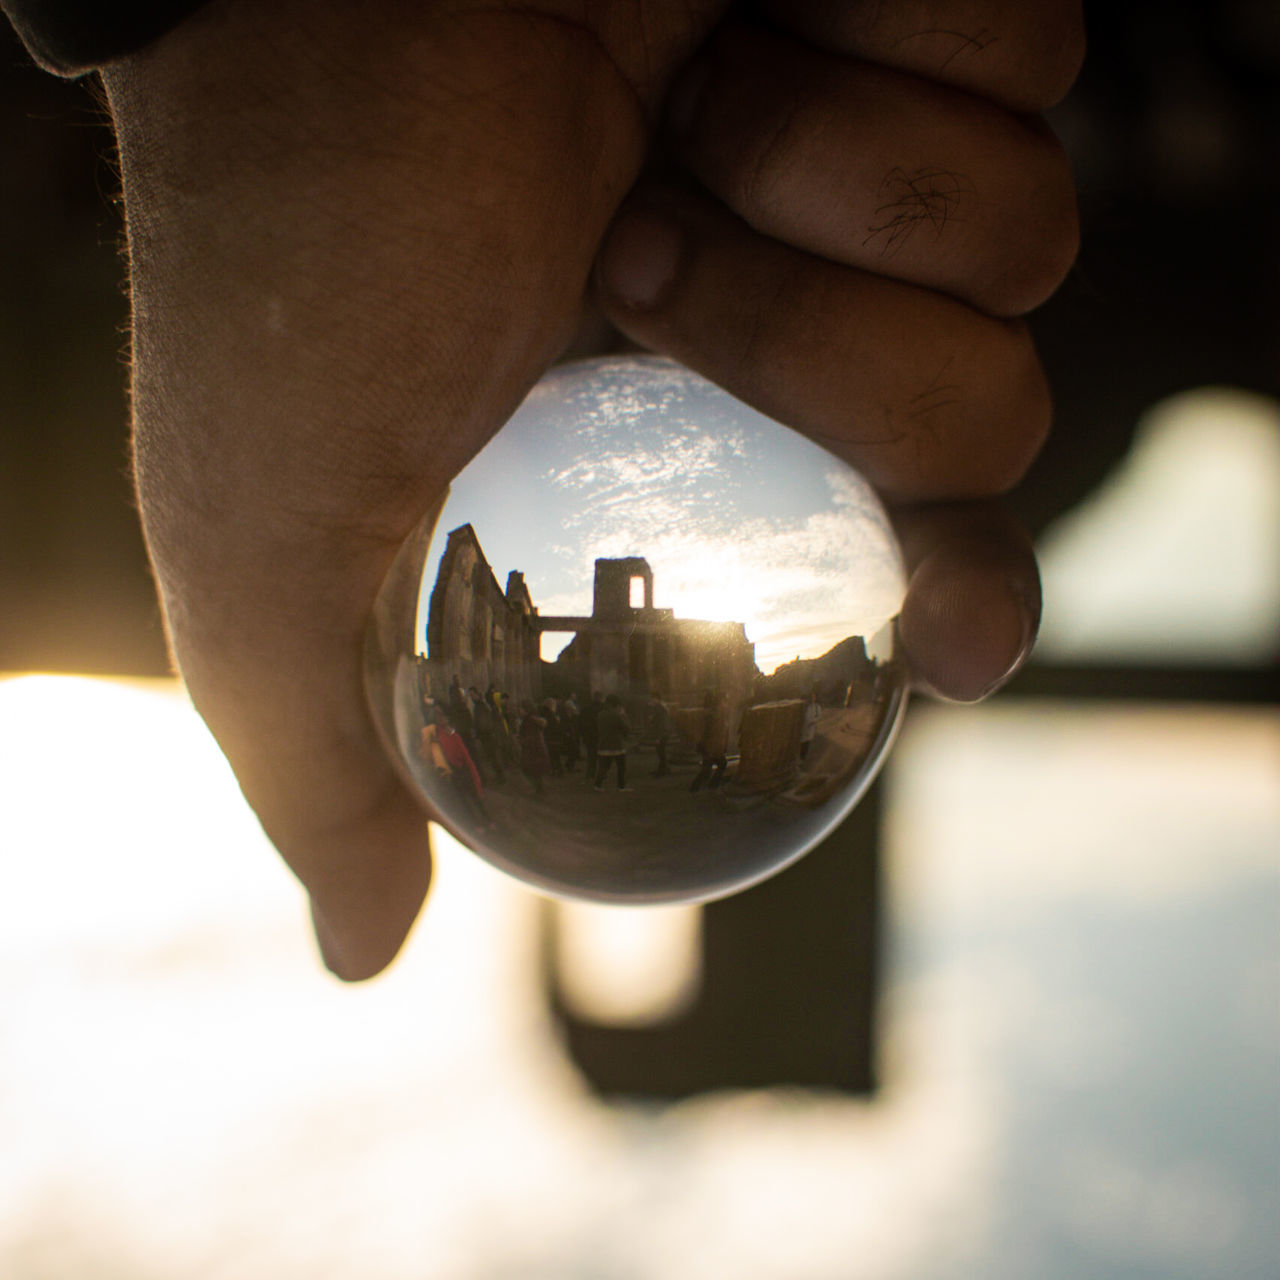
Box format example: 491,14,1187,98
367,357,909,903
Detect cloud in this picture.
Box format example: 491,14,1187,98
542,461,905,672
440,358,907,671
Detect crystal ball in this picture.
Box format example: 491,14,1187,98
366,356,908,904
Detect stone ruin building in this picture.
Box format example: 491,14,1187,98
421,524,544,708
420,524,758,712
547,554,757,712
421,524,893,803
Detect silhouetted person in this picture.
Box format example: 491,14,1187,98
447,674,470,727
648,692,672,777
559,694,581,771
593,694,632,791
447,674,483,777
518,700,550,796
581,690,604,780
690,690,730,792
541,699,566,776
469,685,506,783
489,687,519,768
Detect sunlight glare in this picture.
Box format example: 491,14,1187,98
550,901,703,1025
1,676,1274,1278
1037,387,1280,662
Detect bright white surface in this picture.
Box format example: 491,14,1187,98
1037,388,1280,663
1,676,1276,1278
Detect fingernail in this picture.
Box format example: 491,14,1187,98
970,577,1038,700
597,207,683,310
1007,570,1042,650
974,574,1038,697
901,552,1038,703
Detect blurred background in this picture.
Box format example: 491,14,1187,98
2,2,1277,1277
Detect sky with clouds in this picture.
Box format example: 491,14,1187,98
415,358,906,673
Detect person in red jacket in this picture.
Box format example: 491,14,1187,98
430,708,492,831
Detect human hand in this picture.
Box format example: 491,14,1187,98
101,0,1080,978
591,4,1080,699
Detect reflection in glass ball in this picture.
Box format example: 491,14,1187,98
367,356,908,904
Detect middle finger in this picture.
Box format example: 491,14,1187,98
665,21,1078,317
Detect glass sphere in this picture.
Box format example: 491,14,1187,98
366,356,908,904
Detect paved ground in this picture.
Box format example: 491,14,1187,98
460,703,891,902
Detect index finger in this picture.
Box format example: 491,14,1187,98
759,0,1086,112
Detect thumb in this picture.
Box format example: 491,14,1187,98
104,0,723,978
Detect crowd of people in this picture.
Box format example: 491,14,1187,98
414,674,860,831
415,676,750,820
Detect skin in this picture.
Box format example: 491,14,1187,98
99,0,1082,979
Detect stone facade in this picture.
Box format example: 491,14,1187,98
547,557,758,714
422,527,759,719
421,524,542,707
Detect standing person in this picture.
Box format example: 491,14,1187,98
559,694,581,772
426,709,491,830
690,691,730,793
447,675,483,779
541,699,565,777
469,685,506,784
489,687,519,770
647,692,672,778
518,700,551,797
580,691,604,782
799,691,821,762
593,694,633,792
